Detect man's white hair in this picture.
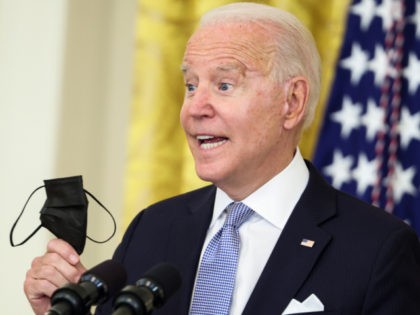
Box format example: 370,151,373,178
199,2,321,128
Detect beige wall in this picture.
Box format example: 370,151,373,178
0,0,137,313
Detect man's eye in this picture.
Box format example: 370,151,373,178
186,84,196,92
219,82,232,91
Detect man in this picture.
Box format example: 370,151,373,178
24,2,420,315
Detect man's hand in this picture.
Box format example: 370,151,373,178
23,238,87,315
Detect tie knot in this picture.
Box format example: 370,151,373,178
225,202,254,228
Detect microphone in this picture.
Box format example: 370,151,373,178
112,262,182,315
45,259,127,315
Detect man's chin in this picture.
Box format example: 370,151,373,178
195,167,222,184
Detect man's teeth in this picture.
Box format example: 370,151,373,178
197,135,214,140
196,135,227,149
201,140,227,149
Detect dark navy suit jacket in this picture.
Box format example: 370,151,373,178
96,162,420,314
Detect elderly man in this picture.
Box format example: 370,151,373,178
24,3,420,315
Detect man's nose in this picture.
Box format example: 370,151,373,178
186,86,215,118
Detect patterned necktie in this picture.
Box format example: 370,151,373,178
190,202,254,315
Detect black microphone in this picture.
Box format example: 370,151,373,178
112,262,182,315
45,259,127,315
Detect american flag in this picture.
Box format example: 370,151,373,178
300,239,316,248
313,0,420,235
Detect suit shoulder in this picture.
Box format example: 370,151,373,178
305,160,411,233
149,184,215,209
304,161,414,239
130,184,216,221
336,189,407,226
327,187,418,245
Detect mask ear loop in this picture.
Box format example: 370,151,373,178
9,185,44,247
10,186,117,247
83,189,117,243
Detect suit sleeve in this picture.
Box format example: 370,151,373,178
94,210,146,315
362,225,420,314
112,210,146,263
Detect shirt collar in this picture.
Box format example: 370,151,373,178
213,148,309,229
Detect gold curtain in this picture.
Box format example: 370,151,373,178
123,0,351,229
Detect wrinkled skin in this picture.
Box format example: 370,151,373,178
24,239,86,315
180,21,309,200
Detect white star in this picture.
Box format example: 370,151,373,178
376,0,401,32
368,45,390,86
398,107,420,150
351,0,377,31
403,53,420,95
352,153,377,195
331,96,363,138
323,150,354,189
361,99,386,141
340,43,370,85
407,1,420,39
390,162,417,203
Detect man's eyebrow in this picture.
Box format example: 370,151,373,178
180,63,246,75
180,64,189,73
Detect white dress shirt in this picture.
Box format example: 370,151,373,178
191,149,309,315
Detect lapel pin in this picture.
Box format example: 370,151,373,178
300,238,315,248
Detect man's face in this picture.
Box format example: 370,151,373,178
180,22,293,198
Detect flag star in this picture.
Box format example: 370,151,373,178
403,53,420,95
351,0,377,31
376,0,400,32
390,162,417,203
352,153,377,195
361,99,386,141
368,45,390,86
331,96,363,138
323,150,354,189
398,107,420,150
340,43,370,85
407,1,420,39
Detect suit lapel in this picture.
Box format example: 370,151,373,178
166,186,216,314
243,162,336,314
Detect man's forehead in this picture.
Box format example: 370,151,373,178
192,20,269,38
187,22,269,49
182,22,275,74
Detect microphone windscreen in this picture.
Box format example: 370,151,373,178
81,259,127,297
142,263,182,300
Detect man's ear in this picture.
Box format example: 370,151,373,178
283,76,309,130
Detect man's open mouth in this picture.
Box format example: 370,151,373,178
197,135,228,149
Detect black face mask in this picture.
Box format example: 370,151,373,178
10,175,116,254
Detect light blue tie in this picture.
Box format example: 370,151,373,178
190,202,254,315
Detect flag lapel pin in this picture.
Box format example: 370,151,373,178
300,238,315,248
